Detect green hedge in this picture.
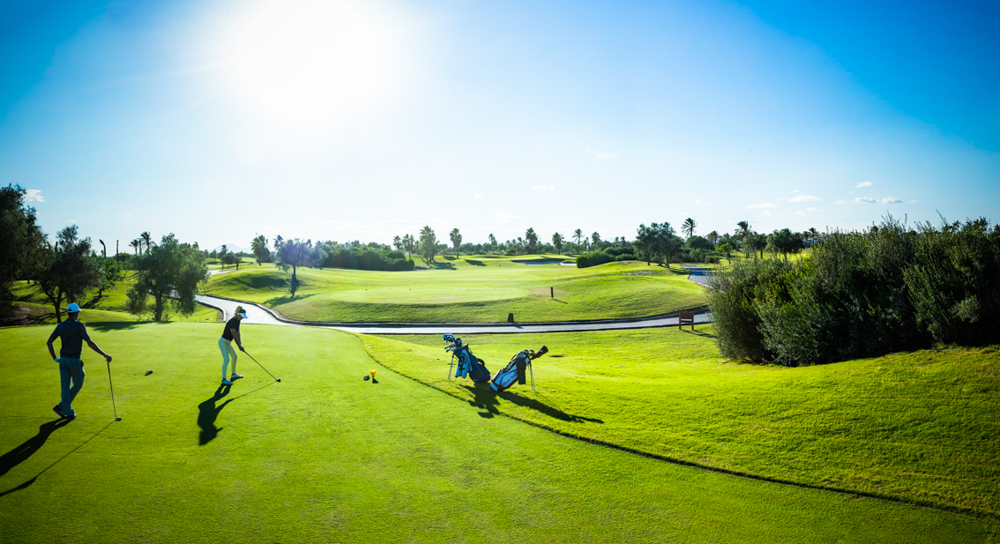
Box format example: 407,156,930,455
576,251,615,268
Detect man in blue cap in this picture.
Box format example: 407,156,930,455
46,303,113,420
218,305,248,385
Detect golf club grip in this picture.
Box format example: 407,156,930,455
533,346,548,358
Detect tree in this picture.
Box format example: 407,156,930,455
653,222,682,266
251,234,270,265
273,237,313,297
573,229,583,246
591,232,601,247
766,228,805,260
525,228,539,254
126,234,208,321
218,245,229,270
130,239,141,255
0,185,46,314
97,256,125,298
140,231,153,254
402,234,416,260
707,230,719,247
551,232,564,254
634,224,657,265
450,228,462,253
392,236,403,252
682,218,697,239
488,233,497,253
419,226,438,262
36,226,103,322
222,251,240,270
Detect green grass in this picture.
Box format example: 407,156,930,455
11,279,220,324
362,327,1000,517
204,257,705,323
1,323,994,543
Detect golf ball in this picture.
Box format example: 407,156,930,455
363,375,370,381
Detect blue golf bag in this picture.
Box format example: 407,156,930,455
490,346,547,393
444,334,491,383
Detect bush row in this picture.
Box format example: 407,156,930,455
322,248,414,272
576,251,636,268
707,218,1000,366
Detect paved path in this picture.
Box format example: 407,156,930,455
195,265,713,335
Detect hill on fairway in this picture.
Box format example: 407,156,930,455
203,258,705,323
1,323,995,543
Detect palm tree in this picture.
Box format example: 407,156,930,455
449,228,462,254
682,218,697,239
402,234,416,260
251,234,269,265
140,231,153,254
573,229,583,247
707,230,719,246
591,232,600,247
130,239,140,255
392,236,403,251
551,232,564,254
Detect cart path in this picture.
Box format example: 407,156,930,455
195,266,713,335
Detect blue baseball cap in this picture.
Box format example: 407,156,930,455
238,312,248,319
66,303,81,313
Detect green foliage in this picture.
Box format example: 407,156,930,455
449,228,462,253
34,225,103,322
525,228,538,254
272,237,316,296
419,225,438,262
126,233,208,321
575,251,615,268
708,217,1000,365
251,234,270,265
0,184,45,315
551,232,564,253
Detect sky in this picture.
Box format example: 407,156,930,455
1,0,998,251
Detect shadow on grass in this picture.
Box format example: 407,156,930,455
681,328,717,339
550,299,568,304
198,384,232,445
88,322,144,332
0,419,114,497
464,259,486,266
265,293,316,307
428,261,455,270
197,381,275,445
461,384,603,424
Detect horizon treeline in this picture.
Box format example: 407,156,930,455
707,216,1000,366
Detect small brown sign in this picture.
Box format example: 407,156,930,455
679,311,695,330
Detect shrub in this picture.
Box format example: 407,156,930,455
708,217,1000,366
576,251,615,268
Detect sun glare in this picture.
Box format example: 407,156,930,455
223,0,402,124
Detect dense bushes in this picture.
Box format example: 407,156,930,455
323,248,414,272
707,218,1000,365
576,251,615,268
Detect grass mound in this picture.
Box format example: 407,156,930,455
205,259,704,323
362,327,1000,516
1,324,993,542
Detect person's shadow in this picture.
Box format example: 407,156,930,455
197,384,232,445
0,418,71,478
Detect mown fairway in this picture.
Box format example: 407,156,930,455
2,323,995,543
203,257,705,323
363,327,1000,517
10,280,220,324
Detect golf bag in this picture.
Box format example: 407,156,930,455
443,334,491,383
491,346,548,393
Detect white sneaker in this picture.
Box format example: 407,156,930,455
221,379,233,385
230,374,244,380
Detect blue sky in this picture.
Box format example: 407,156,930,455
1,0,998,251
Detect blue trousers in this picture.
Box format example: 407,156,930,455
57,357,85,416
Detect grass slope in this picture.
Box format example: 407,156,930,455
2,324,993,543
11,279,220,324
362,327,1000,516
205,258,704,323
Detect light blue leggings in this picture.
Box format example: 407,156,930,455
58,358,85,416
218,337,238,380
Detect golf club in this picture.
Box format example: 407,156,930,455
107,361,121,421
244,351,281,382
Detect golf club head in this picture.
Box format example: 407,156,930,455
277,378,282,382
115,417,122,421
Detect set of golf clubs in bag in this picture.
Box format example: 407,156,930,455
443,333,547,395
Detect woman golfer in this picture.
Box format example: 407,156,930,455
218,306,247,385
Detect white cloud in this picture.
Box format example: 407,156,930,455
596,153,618,160
530,185,554,190
66,219,76,223
25,189,44,202
882,197,902,204
856,181,873,188
835,200,847,205
745,202,775,209
795,211,806,216
791,189,800,193
789,195,821,203
909,200,917,203
855,197,877,203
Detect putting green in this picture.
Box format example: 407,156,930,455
205,259,705,323
1,323,995,543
